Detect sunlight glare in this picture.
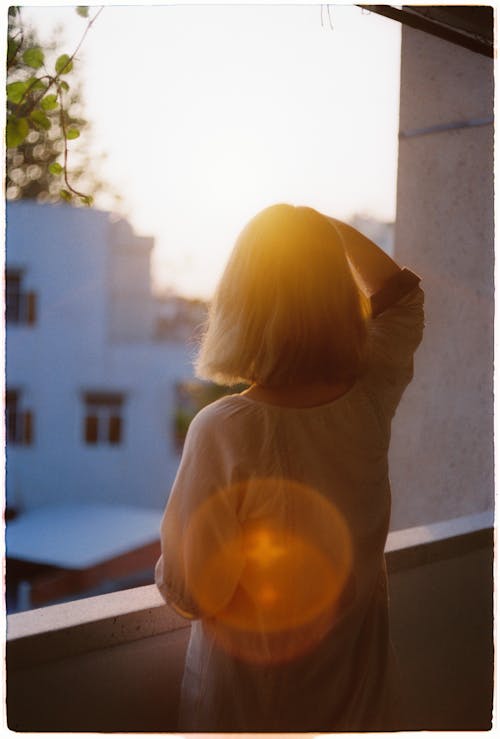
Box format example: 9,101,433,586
21,4,401,299
184,478,353,663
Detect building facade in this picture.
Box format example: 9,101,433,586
6,202,195,514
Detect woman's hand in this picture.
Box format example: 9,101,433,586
326,216,402,297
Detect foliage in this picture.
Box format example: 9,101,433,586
173,408,194,445
6,5,104,206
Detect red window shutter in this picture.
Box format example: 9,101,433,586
6,410,18,443
26,292,37,325
23,410,33,445
109,416,122,444
85,415,98,444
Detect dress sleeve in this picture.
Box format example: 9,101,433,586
362,269,425,424
155,407,245,619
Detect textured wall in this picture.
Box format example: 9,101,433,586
389,27,494,528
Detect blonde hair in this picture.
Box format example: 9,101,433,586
196,204,369,387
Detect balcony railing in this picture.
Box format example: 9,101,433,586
6,511,494,732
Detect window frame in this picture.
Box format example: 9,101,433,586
6,268,37,325
5,388,34,446
82,391,126,446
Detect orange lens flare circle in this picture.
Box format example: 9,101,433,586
186,477,353,664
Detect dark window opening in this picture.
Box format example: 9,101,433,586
6,269,37,325
6,389,33,446
83,392,125,446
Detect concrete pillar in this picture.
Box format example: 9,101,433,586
389,26,494,528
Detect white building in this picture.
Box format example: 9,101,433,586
6,201,195,515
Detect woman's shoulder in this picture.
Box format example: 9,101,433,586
188,394,253,437
182,394,263,462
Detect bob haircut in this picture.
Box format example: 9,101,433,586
196,204,369,388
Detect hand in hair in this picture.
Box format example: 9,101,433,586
326,217,402,298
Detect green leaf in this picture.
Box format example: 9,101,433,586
23,47,44,69
49,162,64,175
59,80,70,92
76,6,89,18
41,94,59,111
6,116,29,147
27,77,47,93
55,54,73,75
60,189,73,202
30,110,52,131
7,81,28,104
80,195,94,207
66,128,80,140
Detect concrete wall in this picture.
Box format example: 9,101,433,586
108,218,156,342
389,27,494,528
6,585,190,732
6,202,194,511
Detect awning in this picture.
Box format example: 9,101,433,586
359,5,494,58
6,502,163,569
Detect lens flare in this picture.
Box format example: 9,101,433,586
184,477,353,664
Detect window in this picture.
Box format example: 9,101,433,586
5,389,33,445
83,392,125,445
6,269,37,325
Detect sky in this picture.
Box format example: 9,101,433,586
19,2,402,299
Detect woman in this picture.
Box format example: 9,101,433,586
155,204,424,731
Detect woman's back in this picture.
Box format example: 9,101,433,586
156,285,424,731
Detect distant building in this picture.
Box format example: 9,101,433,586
5,201,196,516
154,293,207,343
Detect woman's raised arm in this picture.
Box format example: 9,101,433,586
326,216,420,317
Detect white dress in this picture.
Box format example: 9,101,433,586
155,282,424,732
